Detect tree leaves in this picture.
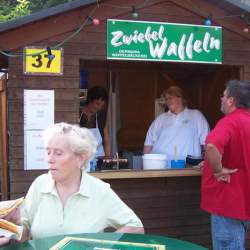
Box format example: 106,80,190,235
0,0,74,23
0,0,30,22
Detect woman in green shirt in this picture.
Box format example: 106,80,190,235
3,123,143,244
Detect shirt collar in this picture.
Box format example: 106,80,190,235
41,171,92,198
77,172,92,198
167,107,188,116
40,172,57,195
229,108,249,116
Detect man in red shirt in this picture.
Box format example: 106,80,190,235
201,79,250,250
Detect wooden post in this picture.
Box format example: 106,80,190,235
0,74,8,200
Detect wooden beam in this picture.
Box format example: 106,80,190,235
0,75,9,200
160,72,177,86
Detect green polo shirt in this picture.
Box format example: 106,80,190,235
21,172,143,239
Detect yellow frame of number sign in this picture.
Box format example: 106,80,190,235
23,47,63,75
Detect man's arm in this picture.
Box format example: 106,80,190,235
205,144,223,173
205,143,237,182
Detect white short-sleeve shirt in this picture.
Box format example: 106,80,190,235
144,108,209,161
21,172,143,239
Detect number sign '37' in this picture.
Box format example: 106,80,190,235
107,19,222,64
24,47,63,75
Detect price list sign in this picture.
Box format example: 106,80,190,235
24,89,54,170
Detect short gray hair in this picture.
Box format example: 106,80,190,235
43,122,97,168
226,80,250,109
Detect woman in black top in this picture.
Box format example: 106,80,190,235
79,86,111,157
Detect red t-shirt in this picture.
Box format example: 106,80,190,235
201,109,250,219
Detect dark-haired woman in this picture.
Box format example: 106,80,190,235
80,86,111,158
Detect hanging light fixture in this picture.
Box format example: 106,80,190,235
131,6,139,18
87,16,100,25
241,14,250,33
243,27,249,33
204,15,212,26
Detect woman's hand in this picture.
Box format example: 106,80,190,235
115,226,144,234
0,208,22,245
0,236,10,246
4,208,21,225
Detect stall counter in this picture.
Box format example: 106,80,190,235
91,168,202,180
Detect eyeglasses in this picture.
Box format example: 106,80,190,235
220,94,234,101
58,123,81,137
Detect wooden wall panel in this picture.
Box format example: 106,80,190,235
0,76,8,199
106,176,211,249
118,71,156,151
7,39,82,197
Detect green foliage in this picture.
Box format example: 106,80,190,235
29,0,74,13
0,0,74,23
0,0,30,23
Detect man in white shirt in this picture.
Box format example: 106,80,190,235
144,86,209,166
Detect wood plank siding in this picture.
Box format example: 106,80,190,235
107,176,211,247
1,0,250,249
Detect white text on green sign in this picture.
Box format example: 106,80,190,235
107,20,222,64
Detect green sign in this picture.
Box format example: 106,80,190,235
107,19,222,64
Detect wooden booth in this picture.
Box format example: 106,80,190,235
0,0,250,248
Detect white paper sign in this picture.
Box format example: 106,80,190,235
24,130,47,170
24,89,54,130
24,89,54,170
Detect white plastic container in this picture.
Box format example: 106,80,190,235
142,154,167,170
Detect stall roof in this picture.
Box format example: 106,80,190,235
0,0,96,33
0,0,249,34
0,0,250,51
225,0,250,12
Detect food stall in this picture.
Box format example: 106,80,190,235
0,0,250,248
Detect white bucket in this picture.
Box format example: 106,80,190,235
142,154,167,170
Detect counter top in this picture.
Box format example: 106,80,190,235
91,168,202,179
